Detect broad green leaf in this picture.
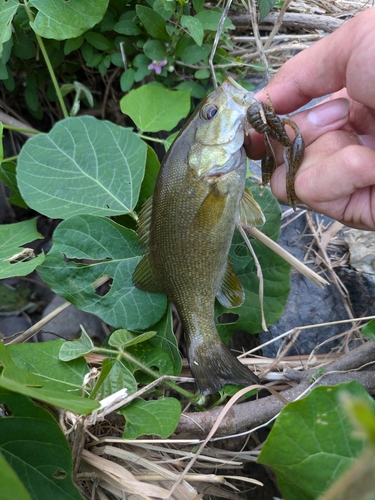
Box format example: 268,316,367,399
30,0,109,40
0,452,31,500
179,42,211,65
120,397,181,438
120,68,135,92
216,185,290,342
256,0,276,22
146,305,181,376
143,39,167,61
59,327,95,362
0,0,18,58
0,219,45,279
153,0,176,19
258,381,368,500
181,15,204,46
361,319,375,343
120,84,190,132
91,358,137,399
37,215,167,330
84,32,112,51
0,161,28,208
0,388,85,500
175,80,206,99
0,341,43,387
128,343,175,380
195,9,235,32
114,19,142,36
17,116,147,219
108,329,156,349
0,377,99,414
136,5,169,40
6,340,90,394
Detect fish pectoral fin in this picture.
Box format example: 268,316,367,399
136,196,153,247
239,187,265,227
194,183,226,228
132,252,161,292
216,260,245,308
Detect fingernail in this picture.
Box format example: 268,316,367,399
308,98,349,127
359,135,375,150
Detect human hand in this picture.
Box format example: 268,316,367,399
244,8,375,230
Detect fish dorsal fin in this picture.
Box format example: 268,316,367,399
216,260,245,308
132,252,161,292
239,187,266,227
136,196,153,247
133,196,162,292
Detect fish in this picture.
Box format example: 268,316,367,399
133,77,265,395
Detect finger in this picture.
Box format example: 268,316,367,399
270,130,363,204
255,9,375,114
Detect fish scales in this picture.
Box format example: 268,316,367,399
133,78,264,395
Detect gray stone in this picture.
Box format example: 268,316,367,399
38,294,107,343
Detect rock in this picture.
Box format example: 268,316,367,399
0,315,31,340
38,294,107,343
259,209,352,358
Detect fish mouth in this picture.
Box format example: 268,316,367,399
223,77,254,107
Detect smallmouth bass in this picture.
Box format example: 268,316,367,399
133,78,265,395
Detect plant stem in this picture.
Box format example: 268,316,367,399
24,2,69,119
97,347,196,400
2,125,39,135
3,156,18,162
137,133,167,145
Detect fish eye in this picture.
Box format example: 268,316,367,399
201,104,218,120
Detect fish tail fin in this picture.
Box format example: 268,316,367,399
188,337,260,395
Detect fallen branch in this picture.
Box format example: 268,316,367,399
174,342,375,439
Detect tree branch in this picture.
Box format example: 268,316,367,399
174,342,375,439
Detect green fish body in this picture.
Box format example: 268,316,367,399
133,78,264,395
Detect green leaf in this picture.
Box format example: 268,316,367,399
6,340,90,394
258,381,368,500
91,358,137,399
256,0,276,22
143,39,167,61
361,319,375,343
0,219,45,279
216,185,290,342
195,68,210,79
120,68,135,92
37,215,167,330
179,42,211,65
84,31,112,51
108,329,157,349
146,305,181,376
0,388,85,500
195,9,235,32
120,397,181,438
120,84,190,132
0,161,28,208
17,116,147,219
128,343,174,379
0,452,31,500
181,15,204,46
0,341,43,387
0,0,18,58
64,35,84,55
175,80,206,99
30,0,109,40
59,327,95,362
0,376,99,414
136,5,169,40
114,19,142,36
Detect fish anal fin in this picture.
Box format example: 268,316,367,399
136,196,153,247
239,187,265,227
132,252,161,292
216,260,244,308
